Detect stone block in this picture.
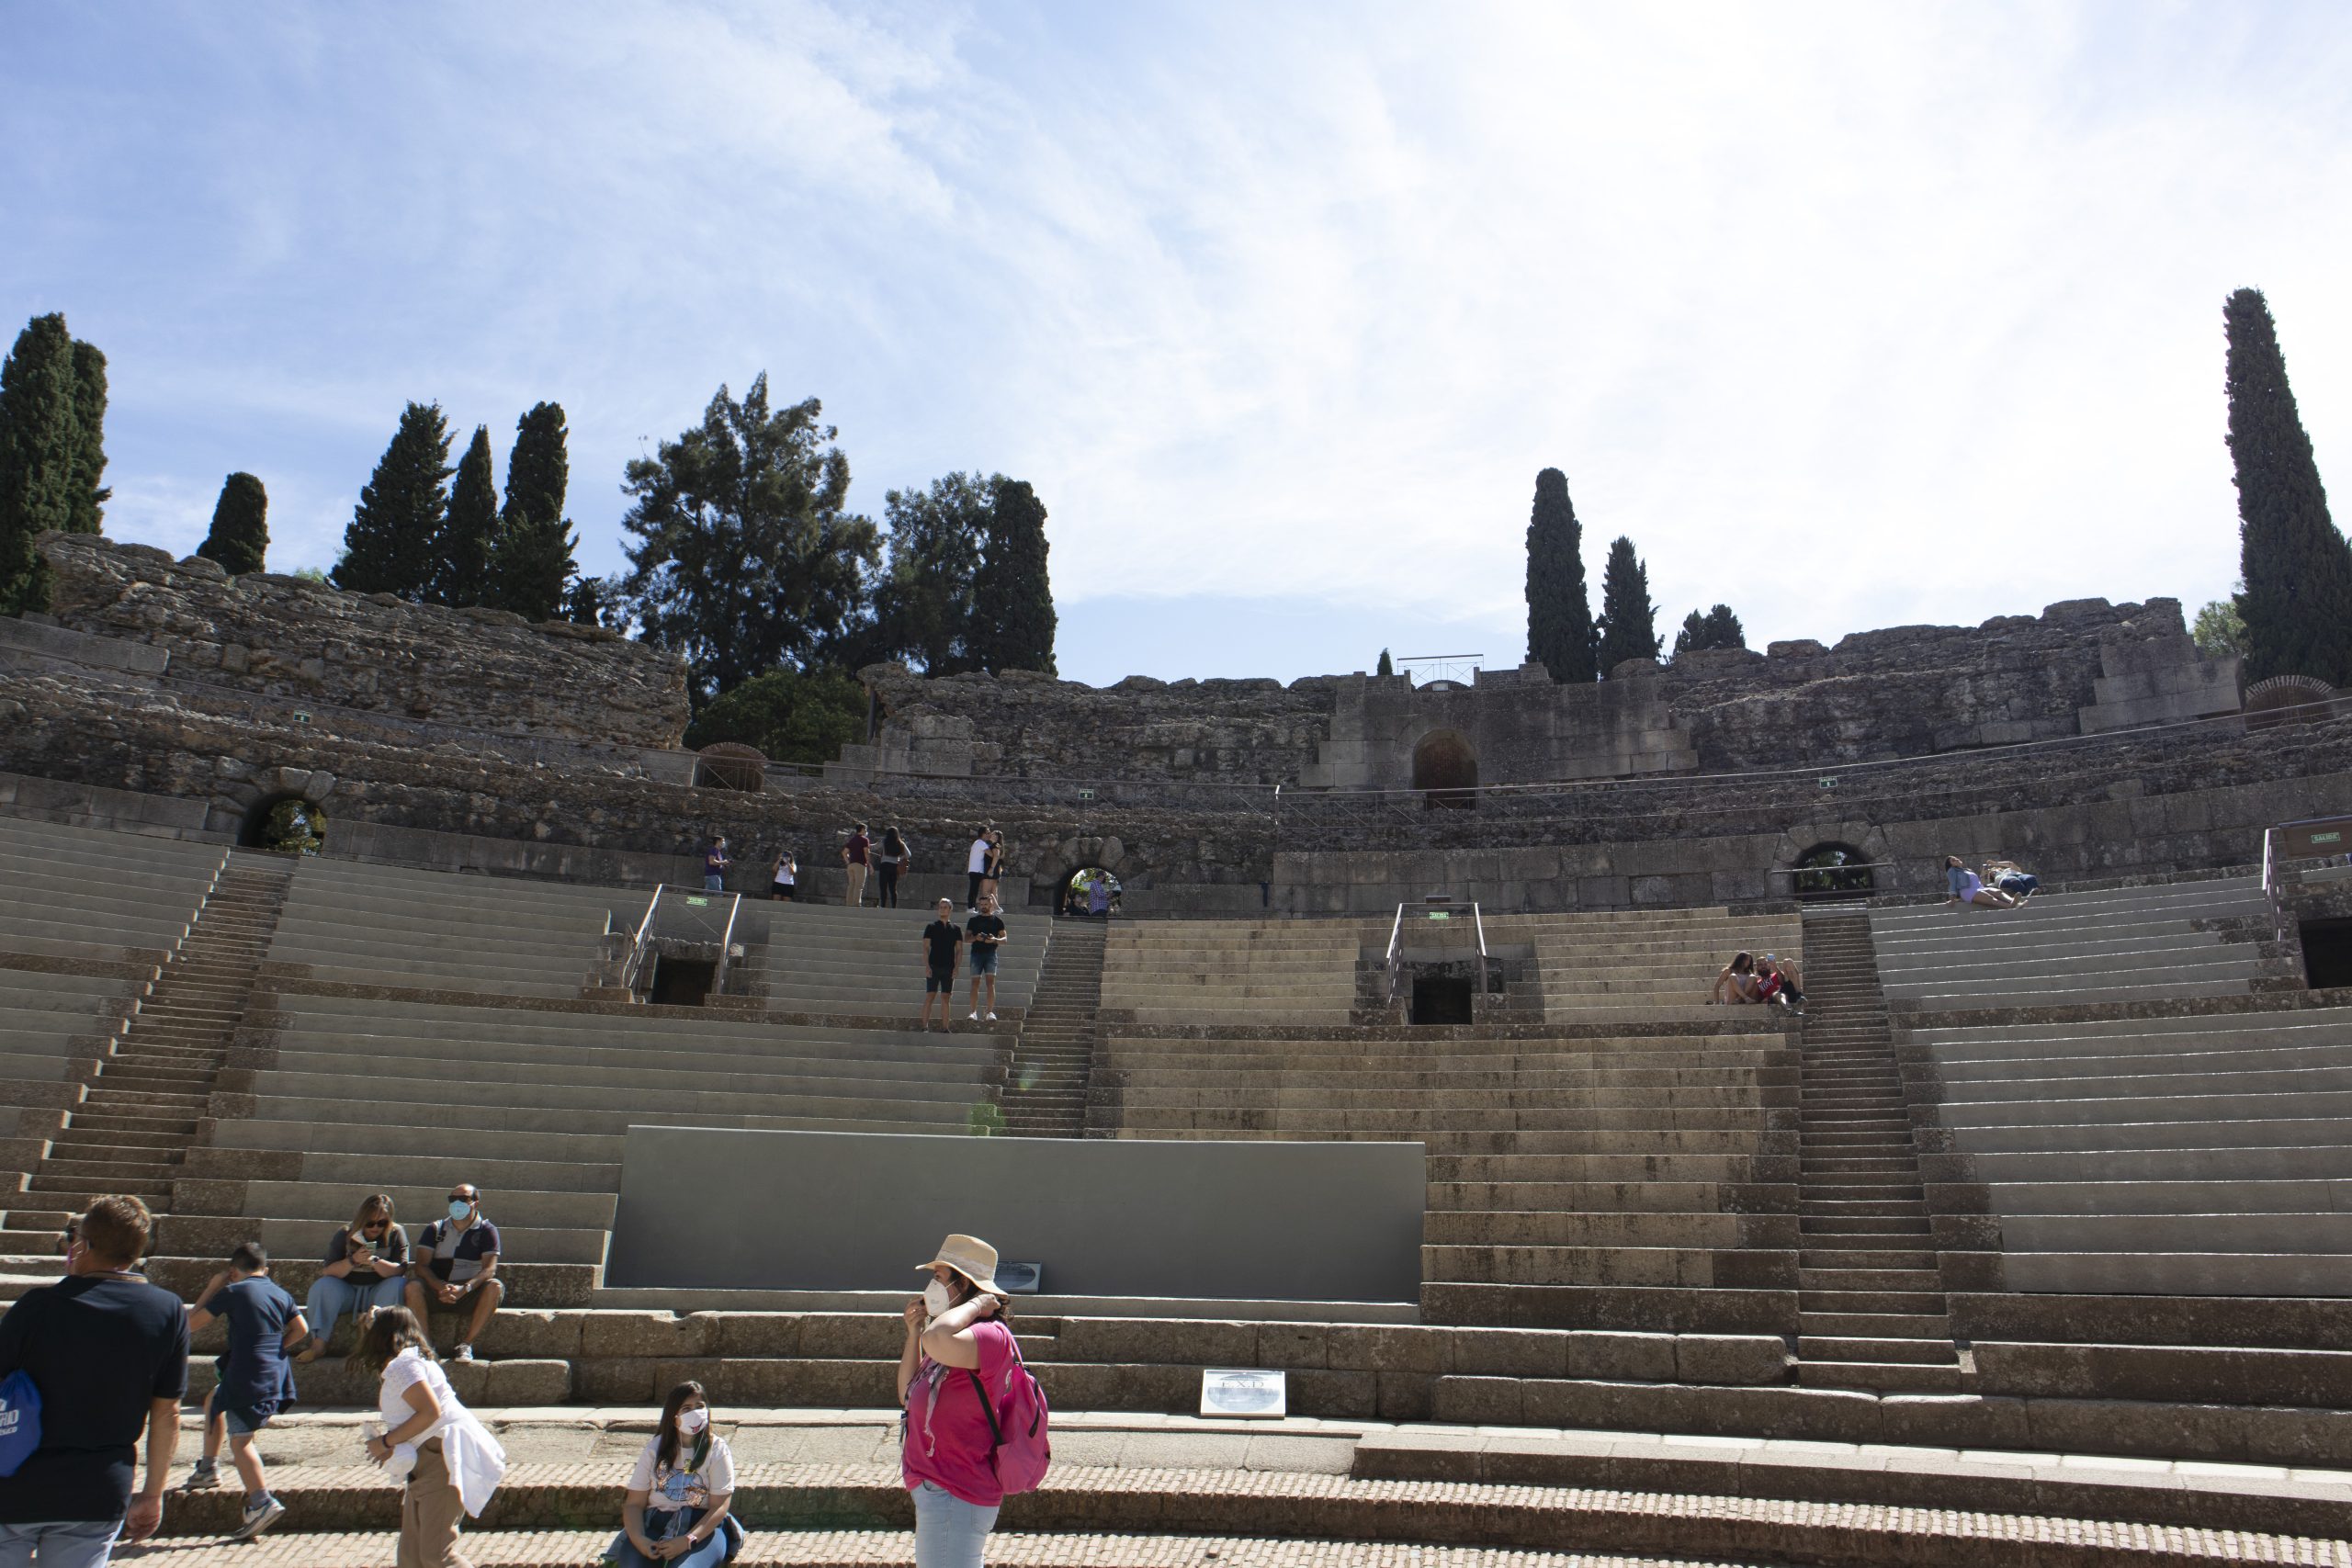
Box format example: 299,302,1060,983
1451,1327,1567,1379
1431,1374,1528,1426
796,1313,900,1359
708,1313,802,1358
477,1310,582,1359
1674,1333,1788,1386
1326,1325,1450,1374
481,1356,571,1404
1288,1368,1379,1417
571,1356,665,1404
1255,1321,1329,1369
580,1311,715,1360
1374,1371,1435,1421
1563,1330,1676,1382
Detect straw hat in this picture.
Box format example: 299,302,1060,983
916,1233,1004,1296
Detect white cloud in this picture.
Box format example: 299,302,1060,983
6,0,2350,671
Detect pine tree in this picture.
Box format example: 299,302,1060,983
970,477,1057,674
1524,467,1598,682
0,313,85,613
334,401,453,600
2227,288,2352,686
434,424,500,605
1376,647,1395,677
1594,536,1660,674
1671,609,1709,659
197,472,269,575
1702,604,1744,649
66,340,107,536
489,400,577,621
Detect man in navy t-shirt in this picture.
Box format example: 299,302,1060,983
182,1243,303,1539
0,1196,189,1561
404,1182,504,1359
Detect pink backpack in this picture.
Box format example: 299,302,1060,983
967,1337,1051,1494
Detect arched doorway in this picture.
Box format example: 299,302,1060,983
1412,729,1478,809
1791,842,1871,901
1058,865,1122,919
2245,675,2337,733
240,793,328,855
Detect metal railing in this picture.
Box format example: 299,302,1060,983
1385,902,1407,1005
622,886,664,993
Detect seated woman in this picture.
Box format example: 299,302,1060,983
1712,952,1761,1004
297,1194,409,1363
605,1381,738,1568
1944,854,2020,909
1983,859,2039,901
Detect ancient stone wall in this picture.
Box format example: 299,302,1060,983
34,532,690,749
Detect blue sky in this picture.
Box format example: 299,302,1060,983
5,1,2349,685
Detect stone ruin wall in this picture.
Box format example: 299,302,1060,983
32,532,691,750
841,596,2242,787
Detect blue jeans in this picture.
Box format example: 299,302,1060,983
305,1272,405,1349
604,1506,729,1567
911,1481,998,1568
0,1519,125,1568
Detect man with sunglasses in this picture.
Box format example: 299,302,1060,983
404,1185,503,1361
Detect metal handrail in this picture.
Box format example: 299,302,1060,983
623,886,663,993
713,891,742,993
1384,902,1407,1005
1471,900,1491,998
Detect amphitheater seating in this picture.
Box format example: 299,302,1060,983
749,899,1045,1016
0,965,141,1117
1910,1007,2352,1296
264,858,631,998
173,992,1005,1314
1100,919,1361,1024
1872,877,2269,1010
0,815,224,963
1513,907,1804,1023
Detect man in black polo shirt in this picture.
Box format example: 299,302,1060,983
0,1195,188,1562
918,897,965,1032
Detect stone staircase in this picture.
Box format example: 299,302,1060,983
9,851,292,1249
1790,908,1961,1393
1001,918,1105,1137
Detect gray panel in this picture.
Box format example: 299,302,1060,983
607,1126,1424,1303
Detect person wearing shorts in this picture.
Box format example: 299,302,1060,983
182,1243,304,1540
965,894,1007,1022
919,899,966,1032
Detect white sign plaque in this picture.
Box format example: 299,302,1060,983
1200,1368,1286,1418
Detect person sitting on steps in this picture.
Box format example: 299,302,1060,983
1944,853,2021,909
405,1184,503,1362
296,1192,408,1364
1711,951,1761,1004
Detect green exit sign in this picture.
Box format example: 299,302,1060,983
2315,832,2343,845
1425,910,1451,920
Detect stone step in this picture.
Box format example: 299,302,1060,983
1798,1334,1959,1365
1798,1289,1947,1314
1796,1359,1963,1393
1797,1310,1951,1338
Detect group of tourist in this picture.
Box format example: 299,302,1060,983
1945,853,2039,908
1,1197,1022,1568
922,893,1011,1028
707,824,1008,915
1710,952,1806,1013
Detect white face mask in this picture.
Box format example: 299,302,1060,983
675,1407,709,1436
922,1279,956,1319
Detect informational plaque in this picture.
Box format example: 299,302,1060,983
1200,1368,1286,1418
994,1261,1041,1293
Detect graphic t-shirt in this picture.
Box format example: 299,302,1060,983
415,1216,501,1283
924,920,964,969
0,1273,190,1524
967,914,1006,950
324,1223,410,1269
212,1276,299,1419
902,1319,1015,1506
629,1434,737,1513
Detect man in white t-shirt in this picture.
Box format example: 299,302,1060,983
966,827,992,911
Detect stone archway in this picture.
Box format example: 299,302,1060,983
1412,729,1477,808
203,762,341,844
2245,675,2337,733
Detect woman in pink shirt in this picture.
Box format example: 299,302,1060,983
898,1234,1015,1567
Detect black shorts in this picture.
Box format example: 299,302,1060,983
926,963,957,993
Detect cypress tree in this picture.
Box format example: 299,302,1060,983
197,472,269,575
1671,609,1709,659
489,401,576,621
1376,647,1395,677
0,313,85,614
2227,288,2352,686
1594,536,1660,674
66,339,108,536
1525,467,1598,682
334,401,452,600
970,477,1057,674
437,424,500,605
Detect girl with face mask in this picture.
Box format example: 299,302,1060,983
608,1381,739,1566
898,1234,1016,1568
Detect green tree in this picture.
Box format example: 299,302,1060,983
197,472,269,575
436,424,500,605
1525,467,1598,682
1595,536,1660,674
489,400,577,621
1670,604,1746,660
682,666,868,767
617,375,880,702
0,313,85,613
334,401,453,600
2227,288,2352,686
969,477,1057,674
1376,647,1395,677
875,471,994,672
2191,592,2248,662
67,340,108,536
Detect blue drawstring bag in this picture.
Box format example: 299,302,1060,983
0,1369,41,1478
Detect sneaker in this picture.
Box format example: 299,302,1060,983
985,1012,998,1021
230,1495,287,1540
968,1011,980,1021
178,1462,220,1492
452,1343,475,1360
